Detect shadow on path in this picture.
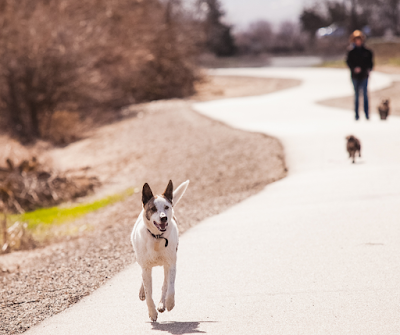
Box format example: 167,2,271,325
150,321,216,334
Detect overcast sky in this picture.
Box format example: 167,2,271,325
222,0,308,29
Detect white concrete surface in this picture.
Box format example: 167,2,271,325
26,68,400,335
268,56,323,67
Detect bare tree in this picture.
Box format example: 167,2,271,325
274,21,307,53
235,20,274,54
235,19,307,55
381,0,400,35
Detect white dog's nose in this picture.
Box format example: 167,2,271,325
160,212,168,223
160,217,168,223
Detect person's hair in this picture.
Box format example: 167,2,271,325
350,30,365,43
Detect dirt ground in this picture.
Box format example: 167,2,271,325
0,75,297,334
193,75,300,101
319,66,400,117
319,80,400,117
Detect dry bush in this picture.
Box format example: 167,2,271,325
1,221,36,253
0,156,100,252
0,157,100,214
0,0,201,143
40,111,82,145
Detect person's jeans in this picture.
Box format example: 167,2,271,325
352,77,369,120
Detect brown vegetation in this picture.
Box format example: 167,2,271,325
0,156,99,253
0,0,201,143
0,157,99,214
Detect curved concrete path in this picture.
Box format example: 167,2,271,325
26,68,400,335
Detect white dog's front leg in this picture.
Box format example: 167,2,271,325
139,282,145,301
165,264,176,311
142,268,157,322
157,266,169,313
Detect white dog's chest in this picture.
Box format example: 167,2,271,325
142,241,175,267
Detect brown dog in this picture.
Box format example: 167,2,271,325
346,135,361,164
378,99,390,120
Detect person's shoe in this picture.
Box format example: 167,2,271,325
355,115,359,120
365,115,369,120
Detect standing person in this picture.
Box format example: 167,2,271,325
346,30,374,120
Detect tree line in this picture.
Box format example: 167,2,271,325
300,0,400,42
233,0,400,55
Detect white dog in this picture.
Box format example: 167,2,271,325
131,180,189,322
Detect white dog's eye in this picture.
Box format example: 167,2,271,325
151,206,157,212
164,206,169,210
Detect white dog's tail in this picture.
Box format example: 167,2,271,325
173,180,189,207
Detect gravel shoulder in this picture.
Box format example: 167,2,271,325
0,75,298,334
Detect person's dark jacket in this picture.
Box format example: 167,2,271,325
346,45,374,80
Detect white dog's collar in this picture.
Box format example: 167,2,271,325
147,229,168,247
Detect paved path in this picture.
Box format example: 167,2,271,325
268,56,323,67
26,68,400,334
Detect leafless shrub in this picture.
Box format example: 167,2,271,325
0,157,100,214
129,2,200,101
0,0,201,143
1,221,36,254
40,111,82,145
0,155,100,253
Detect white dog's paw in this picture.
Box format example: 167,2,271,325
139,285,145,301
148,308,158,322
157,301,166,313
165,295,175,311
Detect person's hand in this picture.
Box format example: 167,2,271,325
354,67,361,73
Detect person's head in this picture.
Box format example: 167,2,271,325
350,30,365,46
354,36,363,47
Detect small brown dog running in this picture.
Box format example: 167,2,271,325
346,135,361,164
378,99,390,120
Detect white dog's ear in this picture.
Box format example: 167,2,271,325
163,180,173,204
142,183,154,206
173,180,189,207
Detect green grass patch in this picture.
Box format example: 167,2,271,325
9,187,135,230
386,57,400,66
